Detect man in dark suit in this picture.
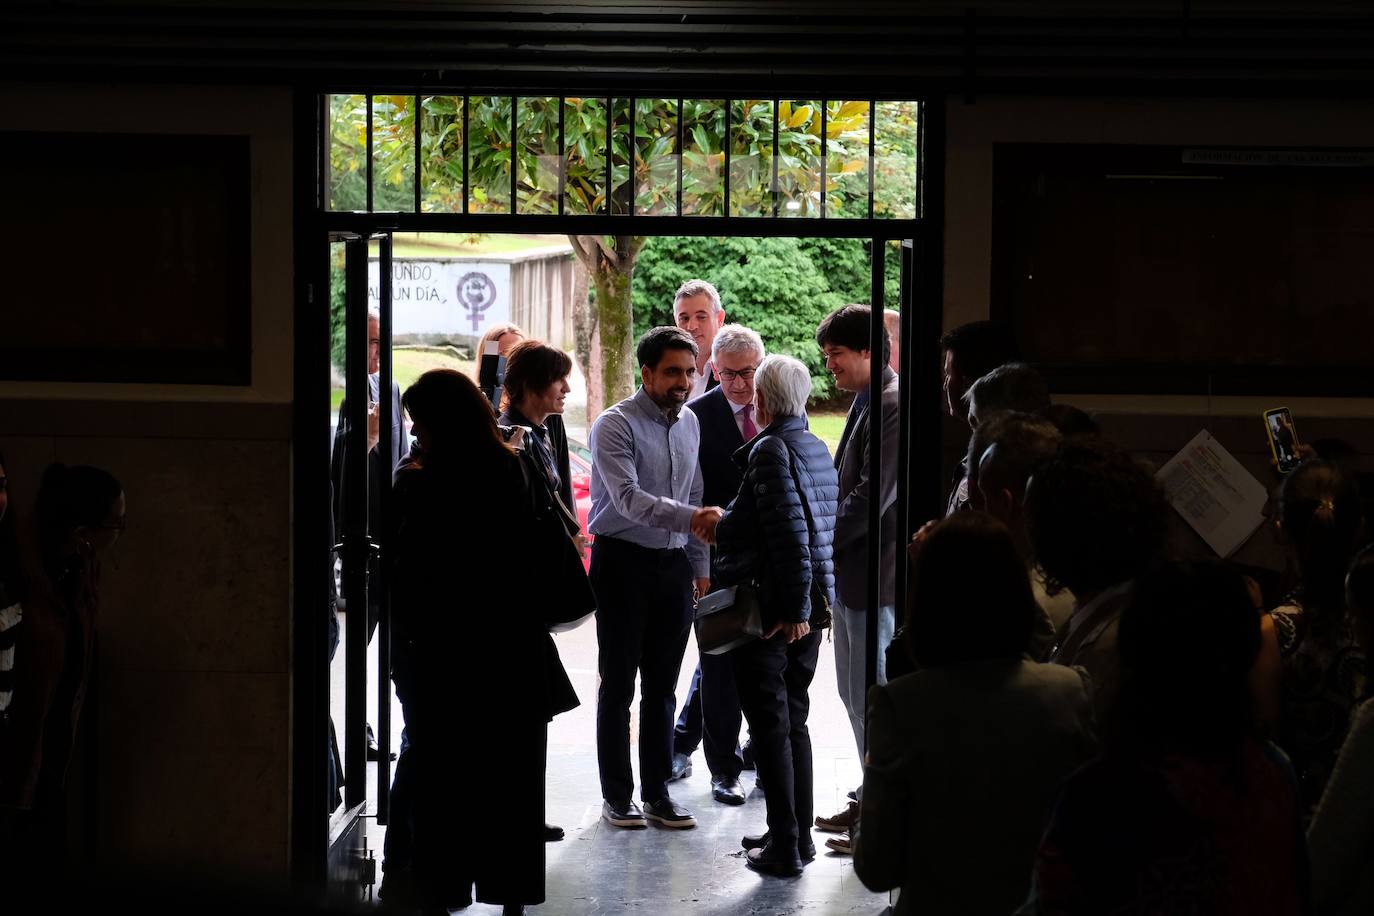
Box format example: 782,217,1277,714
329,309,406,761
812,304,899,851
674,278,725,400
670,324,765,805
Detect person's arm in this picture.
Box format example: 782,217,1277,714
684,458,710,579
833,384,900,550
1309,701,1374,914
751,439,812,623
551,416,575,514
853,684,909,892
591,411,697,533
1249,609,1282,734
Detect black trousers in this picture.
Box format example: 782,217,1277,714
389,661,545,908
731,628,821,852
673,652,745,778
591,536,694,804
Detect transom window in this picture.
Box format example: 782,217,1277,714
325,95,921,222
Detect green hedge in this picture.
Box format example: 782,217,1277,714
632,235,895,401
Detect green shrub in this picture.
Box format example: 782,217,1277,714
633,235,894,401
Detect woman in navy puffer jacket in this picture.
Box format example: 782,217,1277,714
712,354,839,878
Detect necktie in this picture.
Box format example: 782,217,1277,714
741,406,758,440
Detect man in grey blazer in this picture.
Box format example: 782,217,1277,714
813,304,899,848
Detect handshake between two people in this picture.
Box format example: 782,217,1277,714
690,505,725,544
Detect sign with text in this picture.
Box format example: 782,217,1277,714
367,259,512,337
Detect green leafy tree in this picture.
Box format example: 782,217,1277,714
326,94,920,411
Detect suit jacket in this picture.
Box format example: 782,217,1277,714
330,376,404,605
1049,581,1132,723
853,660,1098,916
833,366,901,609
686,386,746,510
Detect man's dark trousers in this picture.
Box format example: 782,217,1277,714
591,536,695,804
730,629,822,852
673,653,744,778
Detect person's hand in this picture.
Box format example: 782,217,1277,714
765,620,811,643
366,400,380,453
691,506,723,543
693,578,712,602
908,519,938,562
572,533,589,554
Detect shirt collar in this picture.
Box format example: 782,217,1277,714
632,386,681,426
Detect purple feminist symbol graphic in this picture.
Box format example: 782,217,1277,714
457,271,497,332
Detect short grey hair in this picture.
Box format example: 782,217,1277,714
711,323,764,362
674,278,723,314
964,362,1050,425
753,354,812,419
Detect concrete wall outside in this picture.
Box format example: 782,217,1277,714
0,83,296,885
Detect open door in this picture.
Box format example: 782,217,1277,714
326,231,395,902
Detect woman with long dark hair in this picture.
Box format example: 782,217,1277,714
384,369,554,916
1020,562,1307,915
1271,459,1367,811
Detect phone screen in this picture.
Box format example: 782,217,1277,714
1265,408,1301,472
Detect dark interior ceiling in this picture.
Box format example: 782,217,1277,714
5,1,1374,95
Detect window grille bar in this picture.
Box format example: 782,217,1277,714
772,97,780,218
916,101,925,219
558,98,566,216
868,99,876,220
676,97,684,217
820,100,828,219
723,101,731,219
510,98,518,215
366,94,374,212
605,98,613,216
413,94,422,214
462,96,469,215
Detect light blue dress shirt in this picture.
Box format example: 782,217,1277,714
588,386,709,577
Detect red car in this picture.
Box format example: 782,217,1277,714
568,438,595,571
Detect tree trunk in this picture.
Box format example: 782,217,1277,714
570,257,602,419
567,234,644,417
591,262,635,408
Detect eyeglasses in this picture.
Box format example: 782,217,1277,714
717,368,757,383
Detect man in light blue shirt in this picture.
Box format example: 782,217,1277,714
589,326,720,831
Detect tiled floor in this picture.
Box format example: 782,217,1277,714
334,614,893,914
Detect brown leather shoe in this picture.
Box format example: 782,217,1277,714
824,831,853,855
814,800,858,833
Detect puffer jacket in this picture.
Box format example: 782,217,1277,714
712,415,839,626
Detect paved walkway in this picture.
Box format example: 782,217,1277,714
335,616,892,914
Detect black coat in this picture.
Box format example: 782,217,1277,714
685,386,745,510
499,407,574,518
712,416,839,626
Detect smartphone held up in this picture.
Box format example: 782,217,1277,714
1264,407,1302,474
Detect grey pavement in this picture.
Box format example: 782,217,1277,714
334,613,892,914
